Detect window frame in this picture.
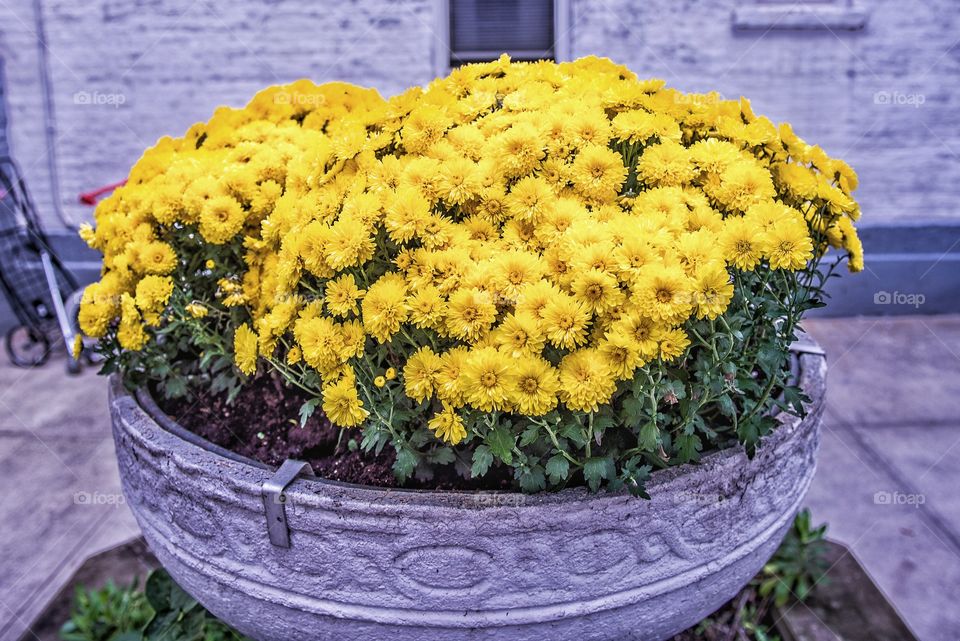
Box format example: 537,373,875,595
433,0,571,77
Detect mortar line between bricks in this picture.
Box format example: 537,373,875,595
843,424,960,559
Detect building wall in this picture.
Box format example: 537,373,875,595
0,0,957,229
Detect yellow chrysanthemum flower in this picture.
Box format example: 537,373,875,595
428,404,467,445
541,295,591,350
509,355,559,416
325,274,365,317
461,347,513,412
233,323,258,375
322,377,369,427
198,195,245,244
558,349,616,413
403,346,442,403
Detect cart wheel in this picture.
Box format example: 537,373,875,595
5,325,51,368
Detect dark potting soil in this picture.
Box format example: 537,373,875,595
154,373,515,490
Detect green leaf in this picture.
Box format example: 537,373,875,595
471,445,494,478
518,465,546,492
393,448,417,482
298,398,320,427
638,421,659,452
559,421,587,448
486,426,515,465
426,446,455,465
545,454,570,484
582,456,615,492
676,433,702,463
622,396,645,428
518,424,540,447
145,569,174,612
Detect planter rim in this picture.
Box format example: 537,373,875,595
123,342,826,506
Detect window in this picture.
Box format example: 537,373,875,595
732,0,869,31
441,0,568,70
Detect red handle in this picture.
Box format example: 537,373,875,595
79,179,127,205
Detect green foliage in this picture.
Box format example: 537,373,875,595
59,578,152,641
60,569,250,641
756,508,829,607
694,510,830,640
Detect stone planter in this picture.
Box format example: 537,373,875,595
109,347,825,641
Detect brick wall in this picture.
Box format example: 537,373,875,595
0,0,957,230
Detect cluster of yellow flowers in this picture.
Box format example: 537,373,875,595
79,56,862,444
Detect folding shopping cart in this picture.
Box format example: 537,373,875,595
0,156,83,372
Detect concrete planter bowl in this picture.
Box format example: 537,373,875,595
109,347,826,641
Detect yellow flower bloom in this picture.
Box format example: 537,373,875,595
403,346,442,403
635,266,692,323
185,302,208,318
598,333,644,381
407,285,446,329
138,241,178,275
446,287,496,341
509,355,559,416
374,375,386,388
720,216,765,271
692,265,734,319
233,323,258,375
541,295,591,349
325,273,365,317
428,404,467,445
570,268,624,315
199,195,245,244
569,144,626,202
764,221,814,270
558,349,616,413
461,346,513,412
361,274,409,343
78,281,119,338
658,328,690,362
135,275,174,316
494,312,545,358
118,294,149,351
322,377,369,427
636,140,696,187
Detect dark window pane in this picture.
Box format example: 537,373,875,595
450,0,554,63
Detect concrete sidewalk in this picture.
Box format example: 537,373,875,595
0,315,958,641
804,315,960,641
0,359,138,641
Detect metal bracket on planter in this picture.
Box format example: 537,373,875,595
790,340,826,357
261,459,315,548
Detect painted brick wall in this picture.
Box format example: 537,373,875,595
0,0,957,230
